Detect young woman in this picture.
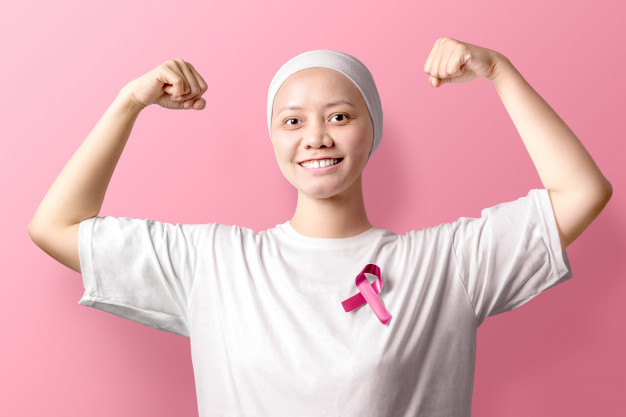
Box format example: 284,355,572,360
28,37,612,416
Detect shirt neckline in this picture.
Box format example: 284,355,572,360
279,220,382,248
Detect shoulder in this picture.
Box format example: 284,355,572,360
378,223,452,251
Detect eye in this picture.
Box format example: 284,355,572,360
284,118,300,126
331,113,349,122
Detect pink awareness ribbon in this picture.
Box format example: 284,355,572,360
341,264,391,324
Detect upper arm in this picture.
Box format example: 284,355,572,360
29,222,82,274
547,183,613,250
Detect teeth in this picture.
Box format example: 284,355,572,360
300,159,339,169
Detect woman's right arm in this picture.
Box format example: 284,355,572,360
28,59,207,273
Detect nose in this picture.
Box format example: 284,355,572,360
302,119,334,149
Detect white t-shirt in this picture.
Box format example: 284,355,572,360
77,188,572,417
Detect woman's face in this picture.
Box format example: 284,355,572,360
270,67,374,200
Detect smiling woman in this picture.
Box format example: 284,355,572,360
264,49,384,238
28,43,610,417
269,66,375,237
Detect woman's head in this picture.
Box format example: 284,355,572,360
266,49,383,199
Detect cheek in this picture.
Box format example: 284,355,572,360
276,142,293,159
272,139,296,167
344,125,373,154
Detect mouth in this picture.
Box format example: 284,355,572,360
298,158,343,169
298,158,344,172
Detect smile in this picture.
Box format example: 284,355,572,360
299,158,343,172
299,158,340,169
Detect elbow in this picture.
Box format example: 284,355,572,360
27,220,38,240
605,178,613,200
590,176,613,215
27,221,44,246
599,176,613,205
27,218,48,244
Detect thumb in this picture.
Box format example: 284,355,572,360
179,97,207,110
429,76,450,88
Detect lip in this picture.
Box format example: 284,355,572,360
299,158,343,173
298,156,343,164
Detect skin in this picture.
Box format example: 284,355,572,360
273,37,613,247
29,39,613,274
423,37,612,249
271,67,376,238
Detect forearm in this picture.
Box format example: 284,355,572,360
28,85,143,233
488,54,612,196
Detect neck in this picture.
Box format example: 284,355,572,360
289,174,373,238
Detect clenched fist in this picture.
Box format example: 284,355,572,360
423,37,506,87
123,58,208,110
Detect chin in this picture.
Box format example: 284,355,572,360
297,183,350,200
298,188,335,199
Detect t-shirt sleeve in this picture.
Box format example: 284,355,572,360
449,188,573,327
77,216,204,337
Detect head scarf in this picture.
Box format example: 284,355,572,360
266,49,383,161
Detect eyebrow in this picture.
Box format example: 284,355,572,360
277,99,355,115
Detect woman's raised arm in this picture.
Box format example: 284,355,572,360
28,59,208,273
423,37,613,250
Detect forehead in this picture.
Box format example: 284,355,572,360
274,67,362,102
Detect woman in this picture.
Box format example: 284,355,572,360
28,38,612,416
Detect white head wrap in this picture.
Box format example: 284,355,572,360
267,49,383,160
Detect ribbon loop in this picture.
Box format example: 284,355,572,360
341,264,391,324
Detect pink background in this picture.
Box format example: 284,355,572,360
3,0,624,415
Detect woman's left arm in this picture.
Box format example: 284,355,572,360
424,37,613,250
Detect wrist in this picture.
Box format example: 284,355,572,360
486,52,513,84
118,83,148,113
487,53,523,94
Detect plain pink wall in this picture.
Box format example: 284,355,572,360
3,0,624,415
